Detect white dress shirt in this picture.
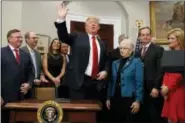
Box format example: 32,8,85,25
8,44,19,58
142,42,151,54
27,45,38,78
85,34,101,76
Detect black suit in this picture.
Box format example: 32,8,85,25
1,46,34,123
135,43,166,123
109,47,121,62
54,21,109,99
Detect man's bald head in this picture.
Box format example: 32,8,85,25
25,31,38,49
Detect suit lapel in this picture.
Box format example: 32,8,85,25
97,38,104,63
143,43,153,60
84,33,90,59
122,56,134,71
85,33,104,66
7,46,19,65
19,49,24,66
23,46,34,64
116,60,119,72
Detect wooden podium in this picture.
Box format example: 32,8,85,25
3,99,102,123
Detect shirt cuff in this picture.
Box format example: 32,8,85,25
56,18,65,23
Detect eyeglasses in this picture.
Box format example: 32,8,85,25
11,36,22,39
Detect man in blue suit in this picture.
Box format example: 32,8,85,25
1,29,34,123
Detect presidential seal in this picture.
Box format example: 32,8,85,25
37,100,63,123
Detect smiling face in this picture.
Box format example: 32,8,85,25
119,39,134,58
8,30,22,48
52,39,61,50
167,28,184,50
26,32,38,49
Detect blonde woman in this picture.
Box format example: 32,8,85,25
161,28,184,123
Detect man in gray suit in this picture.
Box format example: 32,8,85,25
21,31,48,86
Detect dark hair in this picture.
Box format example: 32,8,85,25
138,26,152,36
7,29,20,40
49,38,61,53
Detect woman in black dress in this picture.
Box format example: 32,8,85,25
42,38,68,98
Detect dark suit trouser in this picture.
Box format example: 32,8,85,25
1,109,10,123
110,97,139,123
141,89,167,123
108,86,140,123
69,75,108,123
57,85,69,98
69,75,102,100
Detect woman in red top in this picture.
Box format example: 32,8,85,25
161,28,184,123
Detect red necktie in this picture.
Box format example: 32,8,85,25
92,36,99,78
14,49,20,64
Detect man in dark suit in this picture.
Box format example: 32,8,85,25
54,3,109,100
1,29,34,123
135,27,166,123
61,42,70,63
21,31,48,86
109,34,127,62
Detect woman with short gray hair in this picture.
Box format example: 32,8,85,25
106,39,144,122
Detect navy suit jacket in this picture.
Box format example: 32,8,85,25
1,46,34,103
54,21,109,90
107,56,144,102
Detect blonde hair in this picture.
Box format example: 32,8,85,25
86,16,100,24
167,28,184,50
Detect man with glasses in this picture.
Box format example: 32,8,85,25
1,29,34,123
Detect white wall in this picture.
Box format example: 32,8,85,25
1,1,169,49
21,1,59,42
121,1,150,41
2,1,23,46
21,1,125,48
